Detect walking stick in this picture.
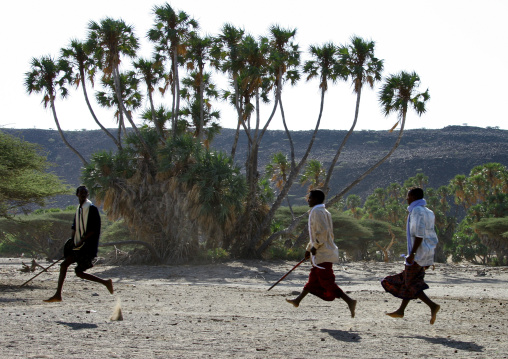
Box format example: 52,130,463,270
267,257,307,291
20,257,64,287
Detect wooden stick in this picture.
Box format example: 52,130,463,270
267,257,307,291
20,257,64,287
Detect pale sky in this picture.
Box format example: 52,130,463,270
2,0,507,132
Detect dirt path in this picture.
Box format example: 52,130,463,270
1,258,507,358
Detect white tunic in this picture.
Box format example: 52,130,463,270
409,206,439,267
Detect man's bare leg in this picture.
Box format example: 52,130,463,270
76,272,114,294
286,290,309,308
386,299,410,318
339,292,357,318
44,258,73,302
417,292,440,324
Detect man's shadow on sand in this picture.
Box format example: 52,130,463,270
321,328,361,343
399,335,483,352
56,321,98,330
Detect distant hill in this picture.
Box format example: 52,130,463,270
3,126,508,209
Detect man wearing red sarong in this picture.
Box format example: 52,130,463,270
286,189,356,318
381,187,440,324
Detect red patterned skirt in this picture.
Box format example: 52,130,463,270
381,262,429,300
303,262,345,301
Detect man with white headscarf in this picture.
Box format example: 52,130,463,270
381,187,440,324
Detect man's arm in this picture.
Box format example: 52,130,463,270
407,236,423,264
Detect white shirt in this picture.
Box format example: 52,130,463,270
306,205,339,264
408,206,439,267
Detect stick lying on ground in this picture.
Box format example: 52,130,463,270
267,257,307,291
20,257,64,287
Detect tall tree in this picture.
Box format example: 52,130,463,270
24,56,88,165
211,24,245,160
322,36,384,193
86,17,148,152
133,58,165,137
95,71,142,139
327,71,430,207
148,3,198,136
185,33,213,141
60,39,120,149
179,71,221,144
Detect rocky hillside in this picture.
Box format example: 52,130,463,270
3,126,507,208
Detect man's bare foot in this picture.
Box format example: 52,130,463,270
348,299,357,318
430,304,440,325
386,310,404,318
286,298,299,308
43,295,62,303
106,279,114,294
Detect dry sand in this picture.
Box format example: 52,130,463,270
1,258,507,358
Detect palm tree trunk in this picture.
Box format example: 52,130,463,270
148,90,163,138
50,97,88,166
231,119,241,161
253,88,326,256
279,94,296,168
230,82,242,160
198,67,204,141
174,49,181,135
112,67,151,155
323,87,362,194
326,111,407,208
80,68,120,149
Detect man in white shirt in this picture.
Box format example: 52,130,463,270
286,189,356,318
381,187,440,324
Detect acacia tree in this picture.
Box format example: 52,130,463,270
24,56,88,165
0,132,68,218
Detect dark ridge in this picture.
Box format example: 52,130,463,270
3,126,507,208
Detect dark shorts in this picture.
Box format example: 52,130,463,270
381,262,429,300
64,238,95,273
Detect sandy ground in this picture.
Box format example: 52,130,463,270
1,257,507,359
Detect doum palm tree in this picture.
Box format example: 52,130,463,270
327,71,430,207
322,36,384,194
87,17,149,153
25,56,88,165
61,39,120,149
148,3,198,137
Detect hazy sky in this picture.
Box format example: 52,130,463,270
2,0,507,132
